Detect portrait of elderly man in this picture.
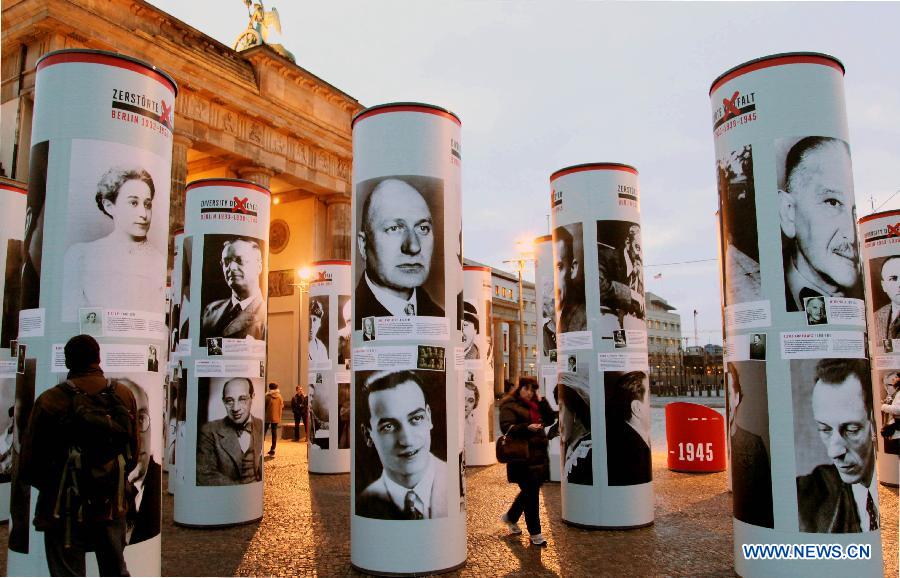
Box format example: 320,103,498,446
200,237,267,344
779,136,862,311
356,370,447,520
805,296,828,326
462,301,480,359
554,223,586,333
872,256,900,346
605,371,652,486
197,377,263,486
117,378,162,544
355,178,444,327
796,359,879,533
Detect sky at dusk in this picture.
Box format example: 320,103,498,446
149,1,900,344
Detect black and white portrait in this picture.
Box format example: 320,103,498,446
199,234,267,346
559,361,592,485
355,175,445,327
338,381,350,450
726,361,773,528
79,308,103,336
539,277,556,358
308,296,329,364
206,337,223,356
179,236,192,340
0,377,14,484
463,375,482,447
868,256,900,351
553,222,586,334
308,376,330,450
749,333,766,361
1,238,24,349
196,377,264,486
60,140,169,322
337,295,351,367
108,375,162,544
878,370,900,455
462,301,480,359
362,316,376,342
418,345,446,371
792,359,879,532
597,220,645,334
778,137,862,312
605,371,651,486
355,369,448,519
804,296,828,325
718,144,761,305
613,329,627,349
19,140,49,314
146,345,159,373
9,357,35,553
566,355,577,373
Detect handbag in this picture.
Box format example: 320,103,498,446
496,425,530,464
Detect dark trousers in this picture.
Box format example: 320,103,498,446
293,415,306,441
44,517,129,577
506,480,542,535
265,422,278,452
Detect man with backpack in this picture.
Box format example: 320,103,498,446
19,334,138,576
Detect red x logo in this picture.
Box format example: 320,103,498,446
160,100,173,129
232,196,249,213
722,91,741,120
888,222,900,237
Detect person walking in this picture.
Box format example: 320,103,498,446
264,383,284,456
291,385,308,442
20,334,139,576
499,377,549,546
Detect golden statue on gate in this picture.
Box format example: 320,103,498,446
233,0,295,62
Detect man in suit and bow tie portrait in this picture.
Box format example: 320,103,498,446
872,256,900,348
356,370,447,520
355,178,444,328
779,136,862,311
795,359,879,533
197,377,263,486
200,237,267,345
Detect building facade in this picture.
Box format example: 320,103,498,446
646,291,684,394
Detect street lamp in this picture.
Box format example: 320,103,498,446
504,238,535,380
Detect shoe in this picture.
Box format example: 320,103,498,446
529,533,547,546
267,450,275,456
500,513,522,535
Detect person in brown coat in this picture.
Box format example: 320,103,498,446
498,377,549,546
20,334,138,576
264,382,284,456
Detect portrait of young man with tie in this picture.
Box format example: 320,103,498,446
870,256,900,351
354,176,445,329
794,358,880,533
355,370,448,520
199,235,268,346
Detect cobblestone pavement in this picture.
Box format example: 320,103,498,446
0,441,896,576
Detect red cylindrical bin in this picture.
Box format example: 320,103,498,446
665,402,727,472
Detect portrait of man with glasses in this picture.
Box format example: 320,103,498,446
196,377,263,486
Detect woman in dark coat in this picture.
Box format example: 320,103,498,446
498,377,549,546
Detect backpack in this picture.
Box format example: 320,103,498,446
53,379,135,542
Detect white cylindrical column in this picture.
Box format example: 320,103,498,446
350,103,465,574
534,234,561,482
164,231,184,495
858,210,900,488
173,178,270,527
463,265,495,466
711,52,882,576
307,260,352,474
0,179,27,522
7,49,175,576
550,163,652,529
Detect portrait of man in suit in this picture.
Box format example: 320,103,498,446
795,359,879,533
199,237,267,345
604,371,652,486
872,256,900,347
197,377,263,486
356,370,447,520
118,378,161,544
355,177,444,328
553,223,586,334
779,137,862,311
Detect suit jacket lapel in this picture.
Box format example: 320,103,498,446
224,294,261,335
218,424,243,471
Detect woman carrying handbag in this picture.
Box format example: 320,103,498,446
498,377,549,546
